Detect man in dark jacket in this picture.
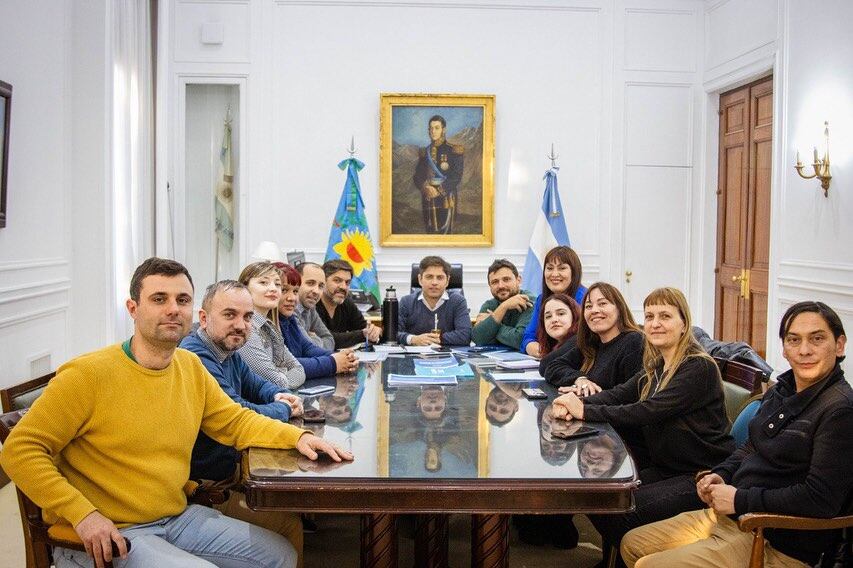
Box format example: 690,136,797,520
622,301,852,568
180,280,306,564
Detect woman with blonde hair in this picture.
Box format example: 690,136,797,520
553,287,733,564
237,261,306,390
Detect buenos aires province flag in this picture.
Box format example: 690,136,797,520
324,158,381,303
520,167,571,297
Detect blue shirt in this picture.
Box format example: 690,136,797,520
181,329,291,481
279,313,336,379
520,285,588,353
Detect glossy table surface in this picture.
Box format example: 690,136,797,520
243,353,639,514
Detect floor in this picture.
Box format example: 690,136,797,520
0,482,606,567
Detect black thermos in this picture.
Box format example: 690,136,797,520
380,286,398,344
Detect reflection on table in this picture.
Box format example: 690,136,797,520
244,353,638,568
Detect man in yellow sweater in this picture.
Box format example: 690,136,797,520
1,258,353,568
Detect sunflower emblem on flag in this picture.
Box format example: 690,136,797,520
325,157,382,303
332,229,374,277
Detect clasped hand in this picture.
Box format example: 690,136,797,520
274,392,304,417
552,392,584,421
696,473,736,514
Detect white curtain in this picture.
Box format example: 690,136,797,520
112,0,154,339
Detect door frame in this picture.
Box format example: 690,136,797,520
695,49,787,369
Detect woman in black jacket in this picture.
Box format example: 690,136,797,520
553,287,734,563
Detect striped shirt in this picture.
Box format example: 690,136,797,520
238,312,306,390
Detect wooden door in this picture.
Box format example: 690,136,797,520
714,76,772,358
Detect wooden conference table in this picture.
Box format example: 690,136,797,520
242,352,639,568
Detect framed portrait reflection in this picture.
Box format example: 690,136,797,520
379,93,494,247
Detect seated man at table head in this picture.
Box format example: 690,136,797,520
180,279,306,564
277,263,358,378
0,257,352,568
293,262,335,351
472,258,535,350
397,255,472,346
316,259,382,349
622,301,852,568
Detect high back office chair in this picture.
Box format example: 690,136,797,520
410,263,464,296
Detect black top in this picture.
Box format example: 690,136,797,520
542,330,644,391
317,296,368,349
583,355,734,478
713,364,853,565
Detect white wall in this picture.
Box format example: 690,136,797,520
0,1,72,385
165,0,709,315
0,0,111,388
703,0,853,374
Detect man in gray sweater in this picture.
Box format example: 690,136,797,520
397,256,471,346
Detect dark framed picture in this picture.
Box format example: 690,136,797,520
379,93,495,247
0,80,11,229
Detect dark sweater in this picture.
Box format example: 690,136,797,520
397,292,472,346
317,296,368,349
712,364,853,565
583,355,734,477
180,331,291,481
543,330,644,390
278,313,336,379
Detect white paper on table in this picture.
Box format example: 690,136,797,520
484,351,534,362
373,345,406,354
402,345,441,353
489,370,544,382
356,351,388,362
387,373,458,386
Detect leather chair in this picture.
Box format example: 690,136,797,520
410,263,464,296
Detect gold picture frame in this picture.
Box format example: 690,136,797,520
379,93,495,247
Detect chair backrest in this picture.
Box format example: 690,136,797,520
714,357,765,426
1,372,54,412
1,374,59,568
730,398,761,446
410,263,464,296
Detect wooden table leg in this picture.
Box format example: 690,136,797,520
470,514,509,568
414,514,449,568
360,513,398,568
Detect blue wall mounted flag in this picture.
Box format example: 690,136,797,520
325,158,381,303
520,167,571,297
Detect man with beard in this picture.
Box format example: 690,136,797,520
180,279,308,565
1,258,351,568
471,259,535,350
294,262,335,351
316,259,381,349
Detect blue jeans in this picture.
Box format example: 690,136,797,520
55,504,297,568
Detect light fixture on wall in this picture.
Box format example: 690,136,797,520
250,241,284,262
794,121,832,197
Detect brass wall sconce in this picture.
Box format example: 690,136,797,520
794,121,831,197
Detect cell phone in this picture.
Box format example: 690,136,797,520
298,384,335,396
521,387,548,400
431,346,452,353
302,408,326,423
550,425,600,440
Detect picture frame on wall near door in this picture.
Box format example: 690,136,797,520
0,80,12,229
379,93,495,247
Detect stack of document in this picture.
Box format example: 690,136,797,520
496,358,540,370
413,362,475,378
373,345,406,354
489,370,544,382
484,351,533,362
387,374,458,386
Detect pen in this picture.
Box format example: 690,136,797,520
434,313,438,331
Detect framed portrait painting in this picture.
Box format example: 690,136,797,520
379,93,494,247
0,80,11,229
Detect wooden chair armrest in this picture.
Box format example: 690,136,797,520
738,512,853,532
46,523,88,551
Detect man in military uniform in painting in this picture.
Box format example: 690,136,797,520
413,114,463,234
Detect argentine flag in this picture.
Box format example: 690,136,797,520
520,167,571,296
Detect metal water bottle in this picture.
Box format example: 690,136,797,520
380,286,398,344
